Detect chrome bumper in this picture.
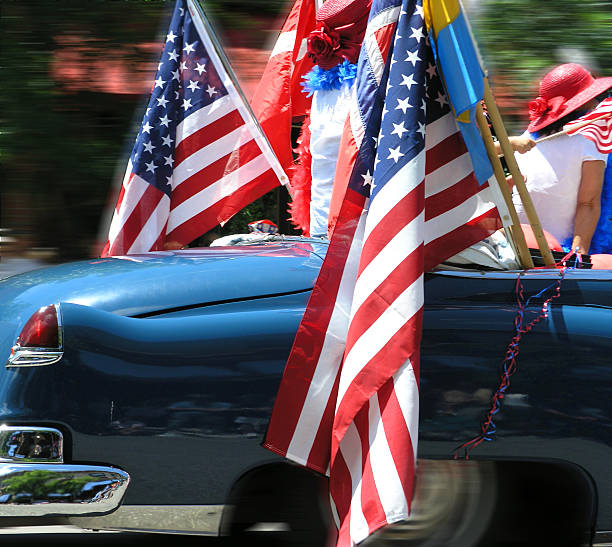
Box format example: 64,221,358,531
0,426,129,517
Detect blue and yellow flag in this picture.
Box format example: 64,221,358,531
424,0,492,184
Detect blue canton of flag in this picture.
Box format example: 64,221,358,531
131,2,229,197
370,3,428,197
103,0,285,257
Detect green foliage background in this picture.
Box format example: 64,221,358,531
1,0,611,260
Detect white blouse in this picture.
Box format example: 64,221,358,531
512,132,608,245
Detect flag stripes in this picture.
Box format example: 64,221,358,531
264,0,500,544
564,97,612,154
103,0,285,256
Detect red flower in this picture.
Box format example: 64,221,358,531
307,23,342,70
528,96,549,121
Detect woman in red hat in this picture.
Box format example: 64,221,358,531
511,63,612,256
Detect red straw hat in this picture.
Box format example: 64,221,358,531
306,0,372,70
528,63,612,132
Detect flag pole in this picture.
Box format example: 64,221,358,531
188,0,293,196
535,110,612,143
482,80,555,266
476,104,534,268
455,0,551,267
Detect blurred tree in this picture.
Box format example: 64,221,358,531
1,0,291,261
474,0,612,131
2,0,610,260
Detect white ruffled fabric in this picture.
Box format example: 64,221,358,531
308,84,353,237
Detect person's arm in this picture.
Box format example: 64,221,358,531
572,160,606,254
493,135,536,155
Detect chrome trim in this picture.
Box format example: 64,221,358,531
7,348,64,367
7,303,64,368
0,426,63,463
0,463,129,516
69,505,223,535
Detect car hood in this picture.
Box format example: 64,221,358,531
0,241,326,347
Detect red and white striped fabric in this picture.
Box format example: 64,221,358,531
250,0,316,176
564,97,612,154
102,0,286,256
264,1,501,545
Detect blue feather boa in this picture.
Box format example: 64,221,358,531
301,60,358,95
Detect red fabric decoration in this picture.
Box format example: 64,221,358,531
288,113,312,236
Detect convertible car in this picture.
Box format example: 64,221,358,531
0,236,610,546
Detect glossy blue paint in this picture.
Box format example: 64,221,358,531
0,241,610,530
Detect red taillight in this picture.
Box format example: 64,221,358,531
17,306,60,348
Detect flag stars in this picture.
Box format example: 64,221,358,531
426,63,437,79
171,69,180,81
145,160,157,173
409,26,425,42
159,114,170,127
161,134,173,147
143,141,155,153
417,121,426,139
157,95,169,108
182,98,193,110
166,30,177,43
180,61,189,71
435,91,447,108
164,154,174,167
187,80,200,92
168,49,179,62
183,42,196,54
399,73,417,89
405,50,421,66
395,96,412,114
206,85,217,97
361,170,373,188
387,145,405,163
414,4,424,18
154,76,166,89
391,121,408,138
141,121,153,134
195,62,206,75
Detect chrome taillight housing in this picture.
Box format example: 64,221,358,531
7,304,64,367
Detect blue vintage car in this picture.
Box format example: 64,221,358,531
0,237,610,546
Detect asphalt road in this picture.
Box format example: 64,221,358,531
0,526,293,546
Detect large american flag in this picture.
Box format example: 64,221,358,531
102,0,286,256
264,0,501,545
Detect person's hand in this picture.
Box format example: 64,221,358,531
509,135,536,154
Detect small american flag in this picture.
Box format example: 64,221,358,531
564,97,612,154
264,0,500,544
102,0,286,256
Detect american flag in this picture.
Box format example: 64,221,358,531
263,0,501,545
564,97,612,154
102,0,286,256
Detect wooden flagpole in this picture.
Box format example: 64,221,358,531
189,0,293,196
482,80,555,266
455,1,552,267
475,103,534,269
